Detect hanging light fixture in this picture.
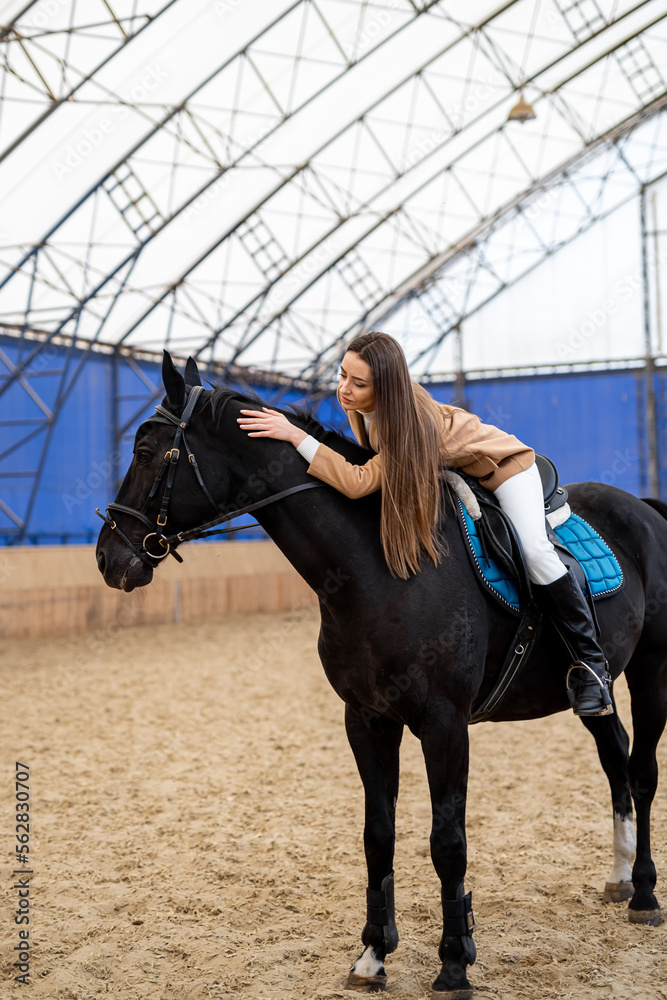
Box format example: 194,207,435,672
507,92,536,124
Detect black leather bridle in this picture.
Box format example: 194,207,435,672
95,385,322,567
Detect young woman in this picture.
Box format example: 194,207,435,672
238,331,613,717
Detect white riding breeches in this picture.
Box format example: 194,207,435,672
493,463,567,586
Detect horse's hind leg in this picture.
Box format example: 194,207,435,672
344,704,403,989
580,694,635,902
625,651,667,925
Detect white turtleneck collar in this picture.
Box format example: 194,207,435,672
360,410,375,435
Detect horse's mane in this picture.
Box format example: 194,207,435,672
209,385,364,456
208,384,454,529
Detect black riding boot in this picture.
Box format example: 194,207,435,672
535,569,614,717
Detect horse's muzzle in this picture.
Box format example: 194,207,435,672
96,538,154,591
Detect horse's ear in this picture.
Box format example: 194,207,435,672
162,350,186,410
184,356,202,388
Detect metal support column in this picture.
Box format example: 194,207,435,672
452,326,468,410
641,185,660,498
111,348,122,495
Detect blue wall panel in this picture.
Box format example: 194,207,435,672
429,370,648,497
1,336,663,545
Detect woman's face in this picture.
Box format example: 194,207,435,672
338,351,375,413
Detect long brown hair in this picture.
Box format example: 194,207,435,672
346,332,445,578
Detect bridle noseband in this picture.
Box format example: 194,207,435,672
96,385,322,568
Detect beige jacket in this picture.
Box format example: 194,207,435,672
306,390,535,498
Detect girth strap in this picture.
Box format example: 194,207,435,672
469,609,541,724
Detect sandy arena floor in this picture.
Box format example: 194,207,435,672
1,607,666,1000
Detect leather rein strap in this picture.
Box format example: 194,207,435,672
166,481,323,546
95,386,323,567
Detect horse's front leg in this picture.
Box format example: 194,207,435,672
344,703,403,989
421,706,475,997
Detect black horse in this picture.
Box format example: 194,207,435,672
96,353,666,996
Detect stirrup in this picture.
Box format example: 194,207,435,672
566,661,614,717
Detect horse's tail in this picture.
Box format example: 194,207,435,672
641,497,667,521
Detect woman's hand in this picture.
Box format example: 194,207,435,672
237,408,307,447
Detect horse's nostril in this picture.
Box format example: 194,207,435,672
97,550,106,575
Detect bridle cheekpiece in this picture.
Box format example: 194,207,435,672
95,385,322,567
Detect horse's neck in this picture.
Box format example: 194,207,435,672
230,435,379,598
257,481,378,596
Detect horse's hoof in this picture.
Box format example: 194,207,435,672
432,967,473,995
603,881,634,902
628,907,661,926
345,971,388,992
431,989,473,998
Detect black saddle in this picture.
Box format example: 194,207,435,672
535,453,566,511
453,455,582,725
456,456,623,724
450,453,589,610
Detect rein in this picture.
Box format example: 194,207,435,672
95,385,323,567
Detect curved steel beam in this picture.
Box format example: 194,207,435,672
0,1,180,164
0,0,448,388
309,101,667,387
113,0,514,344
191,1,664,373
2,0,666,544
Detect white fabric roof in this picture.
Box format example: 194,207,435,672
1,0,666,382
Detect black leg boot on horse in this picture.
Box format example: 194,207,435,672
535,568,614,717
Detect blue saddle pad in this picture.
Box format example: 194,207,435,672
551,513,624,598
458,500,623,612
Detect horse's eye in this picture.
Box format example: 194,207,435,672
136,450,153,464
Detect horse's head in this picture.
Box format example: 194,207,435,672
97,350,379,593
96,351,233,591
